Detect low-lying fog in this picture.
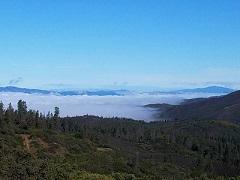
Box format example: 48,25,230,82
0,93,223,122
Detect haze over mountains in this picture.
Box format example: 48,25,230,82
148,86,235,95
0,85,233,121
0,86,129,96
0,86,235,96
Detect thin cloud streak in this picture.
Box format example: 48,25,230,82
8,77,23,85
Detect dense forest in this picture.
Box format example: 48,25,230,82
1,100,240,179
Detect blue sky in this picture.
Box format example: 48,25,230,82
0,0,240,90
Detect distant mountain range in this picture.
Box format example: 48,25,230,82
170,86,235,94
0,86,235,96
0,86,51,95
147,90,240,122
0,86,131,96
148,86,235,95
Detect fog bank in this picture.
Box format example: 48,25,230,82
0,93,223,122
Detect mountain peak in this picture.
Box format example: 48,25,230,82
173,86,235,94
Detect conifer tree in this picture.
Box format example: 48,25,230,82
0,101,4,124
17,100,27,123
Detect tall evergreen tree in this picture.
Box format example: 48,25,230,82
0,101,4,124
17,100,27,127
54,107,60,119
53,107,60,130
5,103,14,123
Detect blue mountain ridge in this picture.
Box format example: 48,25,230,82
0,86,130,96
148,86,235,95
0,86,235,96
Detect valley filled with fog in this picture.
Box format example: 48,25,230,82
0,92,224,122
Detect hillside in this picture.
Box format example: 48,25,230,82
1,100,240,179
149,90,240,122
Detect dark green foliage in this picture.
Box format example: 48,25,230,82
0,100,240,179
156,90,240,122
17,100,27,122
54,107,60,119
0,101,4,123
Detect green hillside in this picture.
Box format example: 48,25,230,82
1,100,240,179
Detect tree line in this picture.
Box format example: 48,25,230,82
0,100,59,130
1,100,240,177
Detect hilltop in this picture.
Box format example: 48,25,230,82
147,90,240,122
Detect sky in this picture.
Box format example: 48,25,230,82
0,0,240,90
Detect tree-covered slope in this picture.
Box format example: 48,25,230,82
1,100,240,179
149,90,240,122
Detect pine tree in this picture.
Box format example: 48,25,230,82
5,103,14,123
17,100,27,123
53,107,60,130
0,101,4,125
54,107,60,119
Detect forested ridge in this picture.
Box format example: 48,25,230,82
1,100,240,179
151,90,240,122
